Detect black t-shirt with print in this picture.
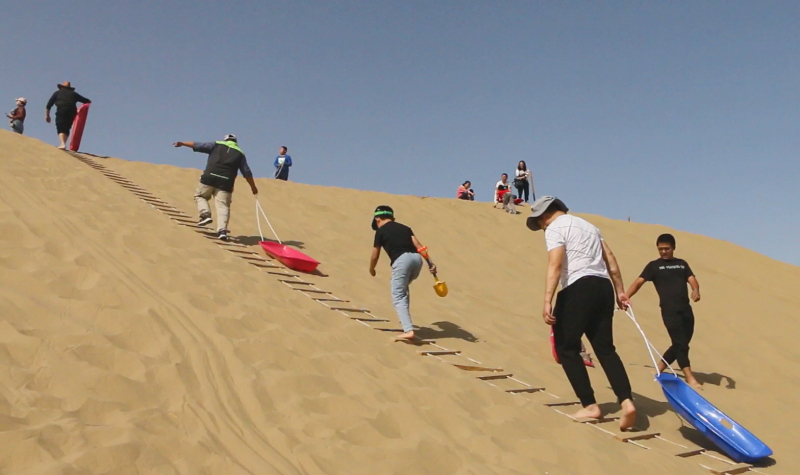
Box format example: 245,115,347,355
374,221,417,265
640,258,694,310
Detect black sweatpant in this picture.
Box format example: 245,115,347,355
660,306,695,369
553,276,633,407
515,180,529,202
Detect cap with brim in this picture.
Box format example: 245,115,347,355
57,81,74,90
526,196,568,231
15,97,26,104
371,206,394,230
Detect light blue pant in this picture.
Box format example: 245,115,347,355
391,252,424,332
10,120,23,134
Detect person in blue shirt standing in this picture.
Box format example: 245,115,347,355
274,146,292,181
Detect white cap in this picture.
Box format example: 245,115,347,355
15,97,26,104
223,134,237,142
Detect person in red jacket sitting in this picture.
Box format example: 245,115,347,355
6,97,26,134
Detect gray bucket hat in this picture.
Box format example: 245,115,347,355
526,196,568,231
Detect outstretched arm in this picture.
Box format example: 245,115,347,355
626,277,647,299
601,240,629,309
369,247,380,276
688,275,701,302
173,141,195,148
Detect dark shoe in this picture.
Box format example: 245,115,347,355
218,229,229,241
198,216,213,227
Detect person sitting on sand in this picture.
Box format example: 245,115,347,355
173,134,258,242
457,181,475,201
7,97,26,134
45,82,91,149
495,173,520,214
626,233,702,389
274,146,292,181
527,196,637,430
369,205,437,341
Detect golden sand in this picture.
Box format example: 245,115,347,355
1,131,796,474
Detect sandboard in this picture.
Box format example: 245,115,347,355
656,373,771,463
69,103,90,152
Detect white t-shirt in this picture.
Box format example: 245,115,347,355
544,214,609,289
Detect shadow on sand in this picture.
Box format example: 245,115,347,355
414,321,479,343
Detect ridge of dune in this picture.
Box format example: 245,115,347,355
1,130,797,474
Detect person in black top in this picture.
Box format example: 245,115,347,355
45,82,91,149
627,233,702,388
369,205,437,341
173,134,258,241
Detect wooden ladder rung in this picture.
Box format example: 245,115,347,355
292,288,331,294
250,263,281,269
452,364,504,372
313,298,349,302
574,416,620,424
280,280,314,285
349,317,389,322
673,448,705,458
544,401,581,407
330,307,370,313
419,350,460,356
269,272,299,277
615,432,660,442
709,464,753,475
506,387,545,394
477,374,512,380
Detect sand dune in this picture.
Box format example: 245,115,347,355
1,130,796,474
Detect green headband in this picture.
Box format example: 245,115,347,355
374,210,394,217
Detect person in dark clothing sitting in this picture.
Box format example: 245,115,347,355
173,134,259,242
45,82,91,149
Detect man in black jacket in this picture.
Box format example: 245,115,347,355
45,81,91,149
173,135,259,241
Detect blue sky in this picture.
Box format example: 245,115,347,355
2,1,798,265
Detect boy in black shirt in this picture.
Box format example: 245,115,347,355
627,234,702,388
369,205,437,341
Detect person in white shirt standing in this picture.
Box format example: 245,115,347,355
527,196,637,430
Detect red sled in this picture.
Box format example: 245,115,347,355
69,103,90,152
550,327,594,367
259,241,320,273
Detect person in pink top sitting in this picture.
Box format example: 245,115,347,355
457,181,475,201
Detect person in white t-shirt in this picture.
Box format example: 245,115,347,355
527,196,637,430
495,173,519,214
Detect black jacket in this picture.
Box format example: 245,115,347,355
46,89,91,116
198,141,252,192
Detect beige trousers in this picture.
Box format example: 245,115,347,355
194,182,232,232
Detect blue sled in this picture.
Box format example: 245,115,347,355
656,373,772,463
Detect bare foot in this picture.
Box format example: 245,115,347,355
57,145,66,150
619,398,637,431
687,379,703,390
570,404,601,420
393,331,416,342
682,367,702,390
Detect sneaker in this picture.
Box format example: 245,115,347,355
198,216,213,227
218,229,229,241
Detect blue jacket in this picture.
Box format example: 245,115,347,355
274,154,292,169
